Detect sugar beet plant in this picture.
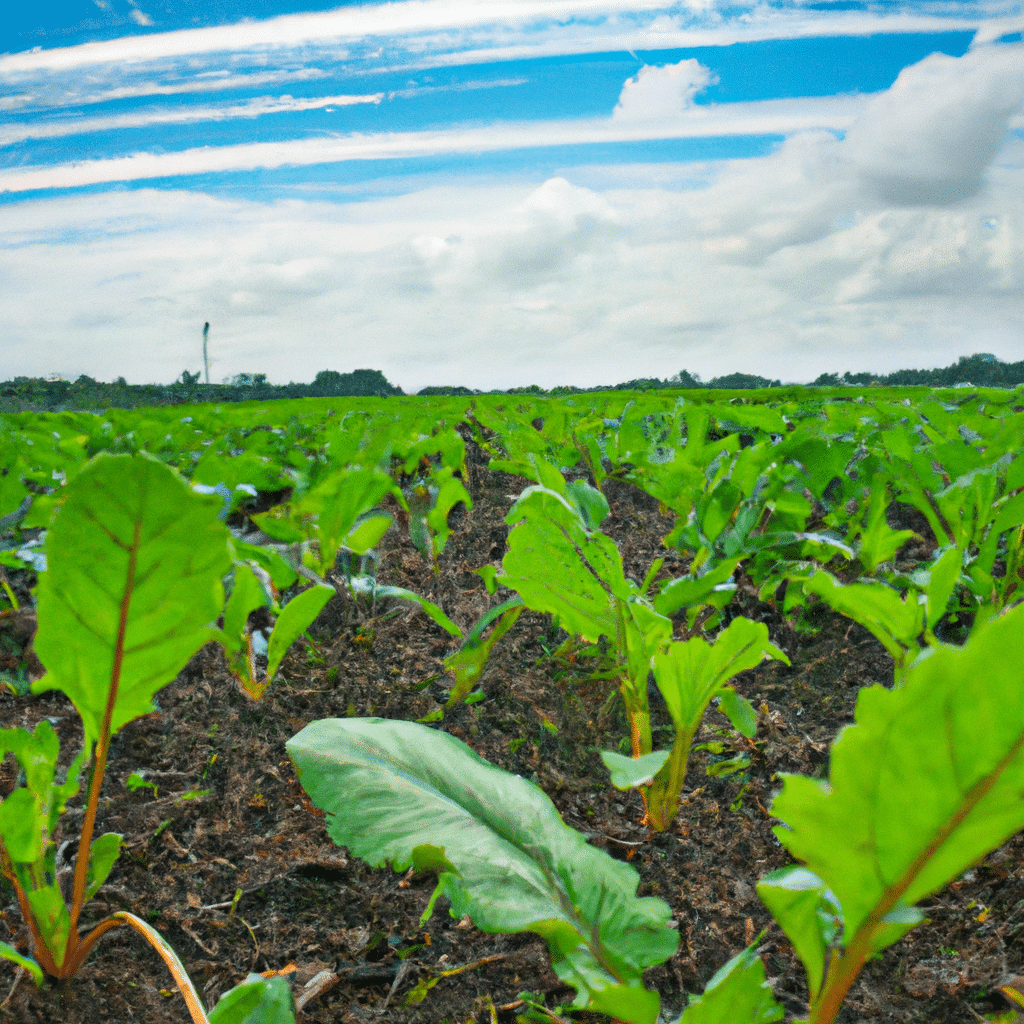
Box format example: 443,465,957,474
681,600,1024,1023
0,453,295,1023
495,459,788,830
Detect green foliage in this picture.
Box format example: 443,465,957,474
208,973,295,1023
33,452,231,744
677,942,783,1022
643,618,788,830
691,602,1024,1024
287,717,679,1023
442,597,524,705
0,453,297,1022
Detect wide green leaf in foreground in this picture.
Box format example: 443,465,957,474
768,602,1024,1021
287,717,679,1024
33,451,231,742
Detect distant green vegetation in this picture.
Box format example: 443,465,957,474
3,352,1023,413
0,368,402,412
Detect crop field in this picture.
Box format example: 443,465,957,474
1,385,1024,1024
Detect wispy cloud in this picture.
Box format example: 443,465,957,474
0,94,865,193
0,0,992,81
0,0,674,72
0,92,385,147
26,68,335,109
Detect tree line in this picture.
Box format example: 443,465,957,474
2,353,1021,412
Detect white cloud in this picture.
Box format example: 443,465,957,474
0,0,674,73
2,37,1022,391
0,0,990,81
0,94,865,194
0,92,384,147
612,59,715,121
843,44,1024,204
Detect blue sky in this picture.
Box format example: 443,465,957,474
1,2,1022,391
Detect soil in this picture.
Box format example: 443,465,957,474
1,437,1022,1024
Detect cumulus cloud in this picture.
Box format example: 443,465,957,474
612,59,715,121
843,43,1024,205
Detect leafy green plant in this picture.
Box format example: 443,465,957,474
287,716,679,1024
499,471,786,828
680,601,1024,1023
252,464,400,578
606,617,788,832
0,453,294,1023
786,548,960,685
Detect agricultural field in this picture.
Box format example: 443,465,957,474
1,385,1024,1024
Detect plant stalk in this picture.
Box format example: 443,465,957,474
62,522,140,974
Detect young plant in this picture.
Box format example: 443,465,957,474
681,601,1024,1023
499,470,786,828
603,617,788,833
252,464,400,579
216,561,334,700
0,453,294,1023
790,548,960,685
287,716,679,1024
498,473,669,759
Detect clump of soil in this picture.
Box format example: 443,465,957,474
0,441,1020,1024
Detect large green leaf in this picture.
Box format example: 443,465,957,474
501,486,629,641
33,453,231,742
653,618,788,734
287,717,678,1024
771,603,1024,954
801,571,922,674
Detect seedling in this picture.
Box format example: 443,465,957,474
0,454,295,1023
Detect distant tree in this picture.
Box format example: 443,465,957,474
231,373,267,387
709,372,780,389
179,370,201,387
676,369,702,388
312,369,402,397
811,372,841,386
75,375,97,385
842,371,878,386
417,385,477,396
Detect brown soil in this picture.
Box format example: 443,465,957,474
1,440,1021,1024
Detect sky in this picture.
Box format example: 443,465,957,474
1,2,1023,393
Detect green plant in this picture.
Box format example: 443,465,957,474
498,469,786,828
287,717,679,1024
0,453,294,1023
603,617,788,832
680,601,1024,1023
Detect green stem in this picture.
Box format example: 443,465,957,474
646,723,697,833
